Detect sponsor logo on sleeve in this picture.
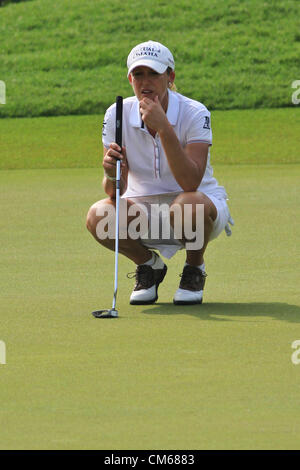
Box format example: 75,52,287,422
203,116,210,129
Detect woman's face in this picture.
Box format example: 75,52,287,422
129,66,175,111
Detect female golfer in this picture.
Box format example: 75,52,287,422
86,40,233,305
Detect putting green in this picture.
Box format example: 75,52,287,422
0,164,300,449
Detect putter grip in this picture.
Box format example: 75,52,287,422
115,96,123,149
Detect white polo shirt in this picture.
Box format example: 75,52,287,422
102,90,227,200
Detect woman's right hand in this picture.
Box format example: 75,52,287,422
103,143,127,179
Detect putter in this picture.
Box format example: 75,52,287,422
92,96,123,319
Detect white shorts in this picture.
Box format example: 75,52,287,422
126,192,232,259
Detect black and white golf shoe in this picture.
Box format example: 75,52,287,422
173,265,207,305
129,253,167,305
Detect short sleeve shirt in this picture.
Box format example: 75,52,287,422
102,90,227,199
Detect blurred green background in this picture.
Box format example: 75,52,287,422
1,0,299,117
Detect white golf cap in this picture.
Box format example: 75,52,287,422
127,40,175,76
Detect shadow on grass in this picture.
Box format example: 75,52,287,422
141,302,300,323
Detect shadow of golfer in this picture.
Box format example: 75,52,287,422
141,302,300,323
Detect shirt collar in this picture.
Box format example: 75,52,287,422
129,89,179,128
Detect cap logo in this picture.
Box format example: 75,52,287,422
132,46,161,61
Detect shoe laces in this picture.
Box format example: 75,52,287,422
179,265,207,290
179,266,207,280
127,272,136,279
127,265,154,289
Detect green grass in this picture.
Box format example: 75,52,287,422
1,0,299,448
0,0,299,117
0,108,299,169
0,164,300,449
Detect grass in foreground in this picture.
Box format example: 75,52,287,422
0,165,300,449
0,0,299,117
0,108,299,170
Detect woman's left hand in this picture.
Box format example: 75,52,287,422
139,96,169,133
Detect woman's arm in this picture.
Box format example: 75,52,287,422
140,96,209,192
158,123,209,191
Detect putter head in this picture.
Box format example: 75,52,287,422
92,309,118,319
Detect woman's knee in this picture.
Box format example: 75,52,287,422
86,205,95,232
86,198,114,233
170,191,217,223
